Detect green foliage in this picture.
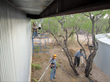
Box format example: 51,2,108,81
43,17,60,35
31,9,110,35
37,55,41,58
31,63,42,70
32,78,38,82
34,46,40,52
35,65,42,69
82,10,110,33
56,62,59,68
31,63,35,68
31,19,36,25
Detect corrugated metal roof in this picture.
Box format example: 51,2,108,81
96,33,110,45
9,0,53,15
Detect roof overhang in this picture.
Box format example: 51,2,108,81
4,0,110,19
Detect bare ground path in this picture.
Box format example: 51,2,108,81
31,34,110,82
31,47,89,82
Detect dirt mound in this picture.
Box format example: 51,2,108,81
84,43,88,46
68,49,76,57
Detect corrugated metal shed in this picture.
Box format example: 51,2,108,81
0,0,32,81
94,33,110,76
96,33,110,45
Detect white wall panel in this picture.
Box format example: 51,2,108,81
0,0,32,81
94,38,110,76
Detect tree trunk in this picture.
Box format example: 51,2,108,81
85,52,94,77
85,18,97,77
76,32,87,60
63,46,79,75
49,31,79,75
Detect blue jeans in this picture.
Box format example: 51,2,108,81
33,31,37,36
50,68,56,80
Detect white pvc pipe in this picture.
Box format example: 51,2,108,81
38,64,51,82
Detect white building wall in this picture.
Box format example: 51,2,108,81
0,0,32,81
94,34,110,76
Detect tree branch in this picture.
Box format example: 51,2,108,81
83,13,90,18
46,30,64,49
59,35,65,40
67,31,74,39
55,16,66,32
75,32,87,60
94,14,103,22
88,12,92,17
86,32,92,54
94,11,102,17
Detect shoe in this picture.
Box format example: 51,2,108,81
53,77,56,79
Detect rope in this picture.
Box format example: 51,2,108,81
49,43,57,62
38,42,56,82
38,64,50,82
38,42,87,82
41,43,56,82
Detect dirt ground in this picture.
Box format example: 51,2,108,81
31,34,110,82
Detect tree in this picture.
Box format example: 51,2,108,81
83,11,104,77
70,11,106,77
31,9,110,77
44,16,79,75
71,10,110,77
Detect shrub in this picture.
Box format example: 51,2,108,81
34,46,41,52
32,78,38,82
31,63,35,70
37,55,41,58
35,65,42,70
31,63,42,70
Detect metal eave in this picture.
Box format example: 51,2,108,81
27,0,110,19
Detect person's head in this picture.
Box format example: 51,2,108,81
80,49,82,53
33,23,36,26
53,54,57,59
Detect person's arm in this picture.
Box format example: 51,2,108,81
82,52,85,59
32,26,34,32
74,51,78,57
49,58,52,65
56,59,57,67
